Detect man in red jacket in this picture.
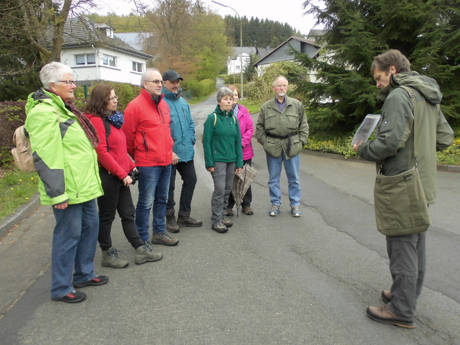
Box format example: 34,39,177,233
123,68,179,246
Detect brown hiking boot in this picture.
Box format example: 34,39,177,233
242,206,254,215
366,305,415,329
151,233,179,246
177,215,203,227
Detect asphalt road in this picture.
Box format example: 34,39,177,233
0,90,459,345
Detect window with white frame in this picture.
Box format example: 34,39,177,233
75,54,95,65
132,61,143,72
102,54,116,67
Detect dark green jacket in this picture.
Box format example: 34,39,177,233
358,71,454,203
255,96,309,158
202,106,243,169
25,89,103,205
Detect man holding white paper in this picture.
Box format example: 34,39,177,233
353,49,453,328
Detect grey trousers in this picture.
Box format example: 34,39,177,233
211,162,235,225
386,231,426,321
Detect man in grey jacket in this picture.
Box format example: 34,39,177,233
354,49,454,328
256,75,309,217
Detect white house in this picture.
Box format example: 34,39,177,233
60,19,152,86
253,36,321,79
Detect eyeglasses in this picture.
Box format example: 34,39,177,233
146,79,164,85
109,95,118,101
57,80,76,85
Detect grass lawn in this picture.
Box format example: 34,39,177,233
0,168,39,223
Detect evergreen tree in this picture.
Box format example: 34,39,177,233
295,0,459,134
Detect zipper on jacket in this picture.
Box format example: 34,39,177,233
142,131,149,151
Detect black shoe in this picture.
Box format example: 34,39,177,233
177,216,203,227
52,291,86,303
74,275,109,288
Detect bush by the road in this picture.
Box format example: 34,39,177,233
182,78,215,99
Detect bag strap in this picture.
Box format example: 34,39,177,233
103,117,111,152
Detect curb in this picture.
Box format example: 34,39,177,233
304,149,460,173
0,194,41,239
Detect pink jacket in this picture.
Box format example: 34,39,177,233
235,104,254,160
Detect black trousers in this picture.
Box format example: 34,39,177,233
97,168,144,250
228,158,252,209
167,160,197,216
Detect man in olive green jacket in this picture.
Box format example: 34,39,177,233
354,50,454,328
256,75,309,217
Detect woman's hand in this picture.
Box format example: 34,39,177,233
53,201,69,210
122,175,133,186
172,152,179,165
207,167,215,173
235,168,243,175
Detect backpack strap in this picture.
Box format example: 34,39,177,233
212,113,236,126
103,117,111,152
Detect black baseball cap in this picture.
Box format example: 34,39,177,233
162,70,183,82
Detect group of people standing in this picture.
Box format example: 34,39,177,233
23,48,451,330
24,60,308,304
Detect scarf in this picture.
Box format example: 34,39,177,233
65,101,99,148
106,111,124,129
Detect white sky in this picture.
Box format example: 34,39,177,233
92,0,321,35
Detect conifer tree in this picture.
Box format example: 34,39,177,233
295,0,459,134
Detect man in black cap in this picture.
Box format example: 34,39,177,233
162,69,202,232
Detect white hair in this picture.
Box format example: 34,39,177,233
272,75,288,87
39,62,74,88
141,68,161,85
216,87,233,103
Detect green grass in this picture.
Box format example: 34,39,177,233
0,169,39,222
240,98,261,114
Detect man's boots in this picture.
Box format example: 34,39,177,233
177,212,203,227
166,208,180,233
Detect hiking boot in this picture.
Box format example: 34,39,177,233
74,275,109,288
381,289,392,304
177,215,203,227
151,233,179,246
222,217,233,228
102,247,129,268
242,206,254,215
366,305,415,329
166,209,180,233
269,205,280,217
212,222,228,233
291,206,302,217
52,291,86,303
225,208,234,217
135,242,163,264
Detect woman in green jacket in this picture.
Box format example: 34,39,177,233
202,87,243,233
25,62,107,303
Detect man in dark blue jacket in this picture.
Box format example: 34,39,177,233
162,70,202,232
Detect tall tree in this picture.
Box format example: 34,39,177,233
295,0,459,134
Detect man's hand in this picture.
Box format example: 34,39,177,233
54,201,68,210
352,140,363,152
207,167,214,173
172,152,179,165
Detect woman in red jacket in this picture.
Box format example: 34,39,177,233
85,84,162,268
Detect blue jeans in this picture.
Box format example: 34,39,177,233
51,199,99,299
266,152,301,207
136,165,171,241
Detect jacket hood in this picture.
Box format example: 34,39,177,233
390,71,442,105
163,87,182,100
25,88,55,114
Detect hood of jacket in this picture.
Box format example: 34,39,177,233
25,88,59,114
390,71,442,105
163,87,182,100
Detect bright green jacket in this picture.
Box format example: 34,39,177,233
25,89,103,206
358,72,454,204
202,106,243,169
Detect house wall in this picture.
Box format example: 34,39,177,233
61,47,147,86
227,53,251,75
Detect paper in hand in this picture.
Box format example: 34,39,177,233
351,114,381,146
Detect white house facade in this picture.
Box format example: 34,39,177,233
60,19,152,86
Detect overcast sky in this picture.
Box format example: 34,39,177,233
92,0,322,35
